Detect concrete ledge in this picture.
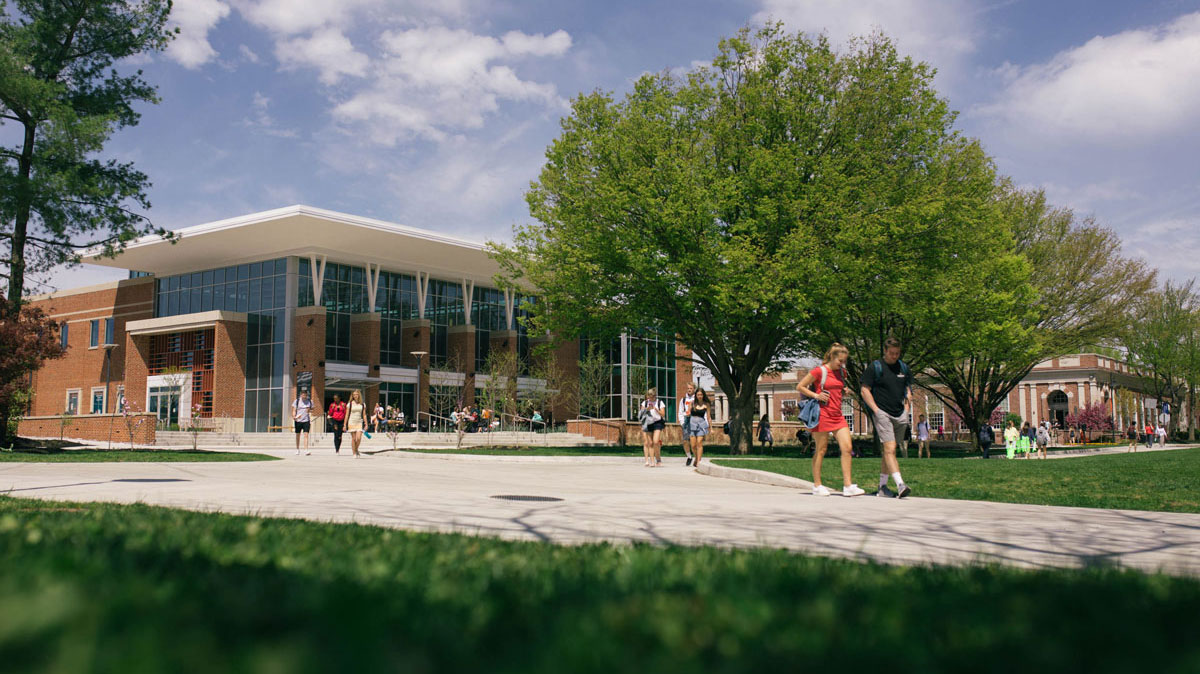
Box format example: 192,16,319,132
696,460,813,490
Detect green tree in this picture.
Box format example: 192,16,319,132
1,0,175,311
576,342,610,419
923,185,1154,449
493,26,997,452
1123,279,1196,437
0,296,63,444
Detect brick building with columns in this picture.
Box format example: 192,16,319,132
712,353,1178,440
19,205,638,442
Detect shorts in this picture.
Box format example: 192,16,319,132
680,420,694,440
646,419,666,433
873,409,908,445
294,420,311,433
689,417,709,437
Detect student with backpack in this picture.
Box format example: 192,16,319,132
978,422,995,459
860,337,913,498
795,343,864,497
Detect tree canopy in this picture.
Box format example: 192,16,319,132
0,0,175,310
493,25,1015,452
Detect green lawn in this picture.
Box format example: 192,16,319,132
0,449,278,463
2,496,1198,673
715,447,1200,513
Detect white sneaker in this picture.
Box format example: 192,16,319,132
812,485,831,497
305,451,311,455
842,484,865,497
295,450,300,455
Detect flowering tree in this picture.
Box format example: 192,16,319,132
121,398,147,451
187,401,205,451
1065,402,1113,443
0,299,64,444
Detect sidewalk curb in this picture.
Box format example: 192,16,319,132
696,461,814,490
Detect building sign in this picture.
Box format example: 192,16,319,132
296,371,313,396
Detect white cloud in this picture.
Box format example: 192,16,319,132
275,27,370,84
977,12,1200,142
1123,218,1200,281
233,0,369,35
753,0,978,82
331,26,571,145
238,44,261,63
166,0,232,68
243,92,299,138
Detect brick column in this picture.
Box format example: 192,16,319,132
351,312,382,410
675,341,694,401
213,319,247,425
448,324,476,407
401,319,431,418
292,307,327,423
123,332,151,412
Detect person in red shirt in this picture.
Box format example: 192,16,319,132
328,394,347,454
796,343,864,497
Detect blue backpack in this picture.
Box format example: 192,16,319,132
797,367,829,430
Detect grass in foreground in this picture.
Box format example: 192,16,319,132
716,447,1200,513
0,448,278,463
1,496,1198,673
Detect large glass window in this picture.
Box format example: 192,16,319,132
151,259,286,432
426,279,464,367
472,286,507,371
60,322,68,350
379,383,416,426
299,260,366,362
627,332,677,423
377,270,417,366
90,319,99,347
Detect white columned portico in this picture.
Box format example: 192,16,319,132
1077,382,1086,410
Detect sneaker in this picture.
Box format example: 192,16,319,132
306,451,311,456
876,485,897,498
686,456,693,467
897,484,912,499
812,485,831,497
295,450,300,455
842,484,865,497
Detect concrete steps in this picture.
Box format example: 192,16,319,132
154,430,609,448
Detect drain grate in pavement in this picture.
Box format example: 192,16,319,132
490,494,563,502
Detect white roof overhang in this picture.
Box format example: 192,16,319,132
82,205,507,286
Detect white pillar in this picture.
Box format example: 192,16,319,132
365,262,381,312
503,288,515,330
416,272,429,319
1077,382,1086,411
461,279,475,325
1018,383,1027,421
309,254,327,306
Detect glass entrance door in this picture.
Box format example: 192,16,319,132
148,386,181,429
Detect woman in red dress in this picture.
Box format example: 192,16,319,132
796,343,864,497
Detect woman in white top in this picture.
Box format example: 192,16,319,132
346,390,367,458
639,388,666,467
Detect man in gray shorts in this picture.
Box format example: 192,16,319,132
860,337,912,498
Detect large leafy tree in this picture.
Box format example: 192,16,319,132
1123,279,1196,436
923,185,1154,447
493,25,1009,452
0,0,175,312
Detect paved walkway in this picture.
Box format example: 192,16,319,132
4,451,1200,576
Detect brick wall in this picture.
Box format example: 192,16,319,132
19,413,156,446
350,313,382,409
213,319,247,419
26,278,154,418
401,319,431,414
448,325,476,407
292,306,327,422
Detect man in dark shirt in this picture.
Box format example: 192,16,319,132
860,337,912,498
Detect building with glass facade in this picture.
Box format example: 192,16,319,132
19,206,690,441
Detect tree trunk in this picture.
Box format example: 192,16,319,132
0,401,10,446
7,122,37,314
727,393,757,455
1190,385,1197,443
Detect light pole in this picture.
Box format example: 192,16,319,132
410,350,427,430
103,343,116,449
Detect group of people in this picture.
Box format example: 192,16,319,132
986,420,1051,460
447,406,545,433
638,383,714,467
291,390,370,458
794,337,912,498
1126,421,1168,451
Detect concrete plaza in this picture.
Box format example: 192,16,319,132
4,450,1200,576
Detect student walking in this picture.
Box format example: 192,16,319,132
758,414,774,449
1156,424,1168,447
1020,421,1035,459
638,388,666,467
678,382,696,466
346,390,366,458
688,389,712,465
1144,422,1154,449
916,414,931,458
1004,421,1019,460
327,394,347,454
860,337,912,498
371,402,385,433
1036,421,1050,459
797,343,864,497
1126,421,1139,452
292,390,314,456
978,422,995,459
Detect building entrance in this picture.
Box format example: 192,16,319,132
1048,390,1069,427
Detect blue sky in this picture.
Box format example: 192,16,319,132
44,0,1200,290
